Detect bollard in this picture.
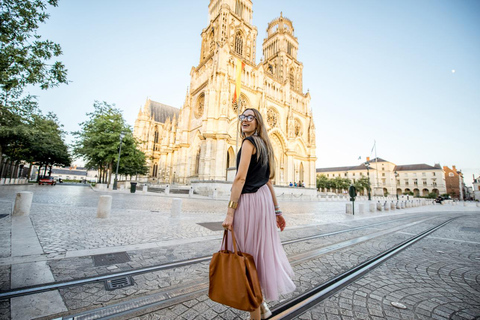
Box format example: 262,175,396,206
189,187,194,197
369,203,375,213
401,201,405,209
384,202,390,211
377,202,383,212
13,192,33,216
213,188,218,199
97,195,112,218
171,198,182,217
391,202,395,210
165,184,170,195
396,201,401,210
477,203,480,207
143,185,148,193
346,203,353,214
359,204,365,214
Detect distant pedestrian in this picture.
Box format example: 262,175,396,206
289,182,293,187
221,108,295,319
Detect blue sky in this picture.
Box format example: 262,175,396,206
28,0,480,185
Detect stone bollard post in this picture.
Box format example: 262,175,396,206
477,203,480,207
377,202,383,212
143,185,148,193
396,201,401,209
213,188,218,199
369,203,375,213
165,184,170,195
13,192,33,216
391,202,395,210
384,202,390,211
189,187,194,197
359,203,365,213
171,198,182,217
401,201,405,209
346,203,353,214
97,195,112,218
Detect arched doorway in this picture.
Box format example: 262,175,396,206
422,188,429,196
414,188,420,197
226,147,236,181
299,162,304,186
269,132,285,185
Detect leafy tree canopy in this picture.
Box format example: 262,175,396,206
72,101,148,178
1,0,67,100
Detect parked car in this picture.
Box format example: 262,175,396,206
39,177,56,185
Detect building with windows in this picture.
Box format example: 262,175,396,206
134,0,316,190
316,158,447,197
443,165,464,200
473,175,480,201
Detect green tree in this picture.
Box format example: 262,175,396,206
1,0,67,101
316,174,329,191
354,176,370,195
73,101,148,185
332,176,351,193
28,112,71,179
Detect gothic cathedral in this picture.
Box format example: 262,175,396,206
134,0,317,188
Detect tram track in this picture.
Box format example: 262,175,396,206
0,214,436,300
37,215,456,320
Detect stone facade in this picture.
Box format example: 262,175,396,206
134,0,316,188
316,158,447,197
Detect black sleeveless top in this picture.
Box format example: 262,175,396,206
236,136,270,194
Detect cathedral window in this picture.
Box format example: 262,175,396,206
267,108,278,128
235,32,243,56
289,70,295,89
209,31,215,54
195,93,205,118
235,0,244,17
294,119,302,137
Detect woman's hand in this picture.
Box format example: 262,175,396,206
222,209,235,231
276,215,286,231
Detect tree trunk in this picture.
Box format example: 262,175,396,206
27,164,33,181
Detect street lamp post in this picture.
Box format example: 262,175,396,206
394,171,399,200
365,162,371,201
113,133,125,190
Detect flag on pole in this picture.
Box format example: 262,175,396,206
233,58,245,104
370,140,376,154
358,156,361,160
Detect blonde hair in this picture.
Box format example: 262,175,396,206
240,108,276,179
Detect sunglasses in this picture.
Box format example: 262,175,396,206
239,115,256,122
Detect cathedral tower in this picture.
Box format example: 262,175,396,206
134,1,317,192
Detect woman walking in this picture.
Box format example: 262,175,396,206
222,108,296,319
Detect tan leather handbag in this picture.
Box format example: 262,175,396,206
208,229,263,311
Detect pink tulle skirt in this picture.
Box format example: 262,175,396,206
224,184,296,301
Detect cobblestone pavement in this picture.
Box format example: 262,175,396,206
0,185,479,320
298,214,480,320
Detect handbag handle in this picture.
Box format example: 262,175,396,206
221,229,240,254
